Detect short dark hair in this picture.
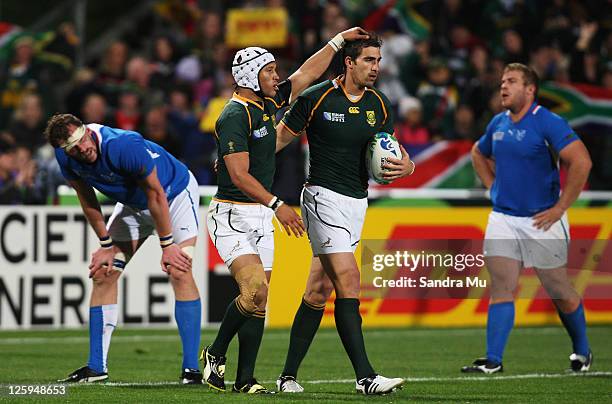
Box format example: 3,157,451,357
504,63,539,97
44,113,83,148
342,32,382,73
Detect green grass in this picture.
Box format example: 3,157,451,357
1,326,611,403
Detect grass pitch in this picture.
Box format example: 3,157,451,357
1,325,611,403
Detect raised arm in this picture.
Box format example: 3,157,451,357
276,122,300,153
287,27,369,102
138,167,192,272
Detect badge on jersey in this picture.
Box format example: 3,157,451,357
366,110,376,126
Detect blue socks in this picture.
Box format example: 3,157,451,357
175,299,202,370
87,306,104,373
558,302,590,356
486,302,515,364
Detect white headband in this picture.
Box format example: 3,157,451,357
60,125,87,151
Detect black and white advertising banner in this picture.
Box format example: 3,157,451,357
0,206,209,329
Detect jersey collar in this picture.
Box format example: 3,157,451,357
333,75,366,104
232,92,264,111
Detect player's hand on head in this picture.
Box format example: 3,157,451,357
382,145,415,181
532,206,564,231
275,204,306,237
88,246,118,278
161,243,192,273
340,27,369,41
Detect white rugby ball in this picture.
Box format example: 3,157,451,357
365,132,402,185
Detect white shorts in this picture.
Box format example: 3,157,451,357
483,210,570,269
107,172,200,245
301,185,367,256
207,199,274,270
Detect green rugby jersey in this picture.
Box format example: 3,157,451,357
214,83,289,203
282,77,394,199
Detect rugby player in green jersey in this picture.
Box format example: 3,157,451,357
275,33,415,395
202,27,369,394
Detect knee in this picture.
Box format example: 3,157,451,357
253,281,269,310
236,266,268,313
169,266,193,283
91,270,120,288
304,278,334,306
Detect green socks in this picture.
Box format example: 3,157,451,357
282,298,325,377
235,310,266,385
209,298,250,356
334,298,375,380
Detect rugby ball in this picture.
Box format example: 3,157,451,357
366,132,402,185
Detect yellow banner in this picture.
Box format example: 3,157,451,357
268,207,612,327
226,8,288,48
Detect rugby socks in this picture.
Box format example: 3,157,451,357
235,311,266,386
558,302,590,356
209,298,251,356
175,298,202,370
87,304,117,373
486,301,515,364
334,298,375,380
282,298,325,377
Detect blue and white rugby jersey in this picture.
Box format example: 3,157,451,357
55,124,189,210
477,103,579,217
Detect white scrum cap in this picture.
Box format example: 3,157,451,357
231,47,275,92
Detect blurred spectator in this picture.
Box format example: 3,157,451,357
570,22,599,84
416,58,458,135
142,105,181,157
150,35,181,95
125,55,164,107
65,68,105,115
95,40,128,106
0,36,45,129
395,96,430,146
167,86,215,184
5,93,46,153
0,142,44,204
445,104,477,140
81,93,113,126
113,90,142,131
500,29,528,64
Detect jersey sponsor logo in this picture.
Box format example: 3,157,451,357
323,111,345,122
348,106,360,114
366,110,376,126
493,131,504,141
100,172,117,182
263,114,270,121
147,149,160,159
507,129,526,141
253,126,269,138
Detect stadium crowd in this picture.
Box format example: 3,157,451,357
1,0,611,204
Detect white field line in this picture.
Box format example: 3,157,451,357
5,372,607,388
0,327,567,345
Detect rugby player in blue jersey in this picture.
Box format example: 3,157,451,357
46,114,203,384
463,63,593,374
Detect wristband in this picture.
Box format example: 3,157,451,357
160,233,174,249
99,235,113,249
328,33,345,52
273,200,284,213
267,196,279,209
